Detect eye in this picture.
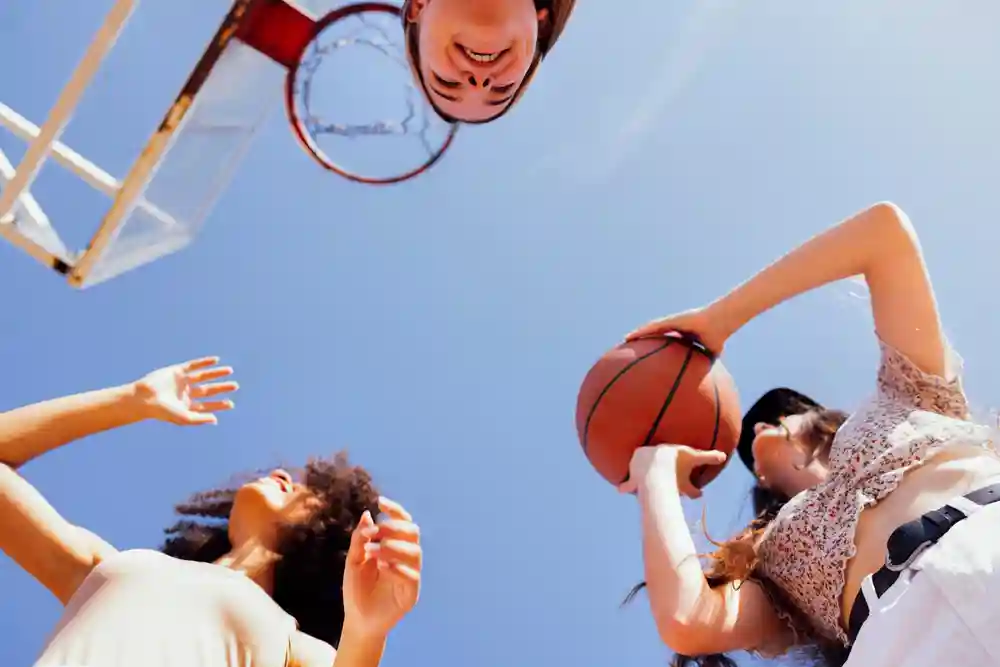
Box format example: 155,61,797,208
432,72,461,89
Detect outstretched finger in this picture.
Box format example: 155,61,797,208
184,357,221,371
366,539,422,570
375,518,420,543
190,399,235,413
188,366,234,385
624,321,670,342
377,496,413,523
385,561,420,583
190,381,239,399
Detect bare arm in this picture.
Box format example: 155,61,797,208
0,463,117,604
331,625,386,667
289,625,387,667
0,384,143,469
0,358,235,605
0,385,145,603
715,201,947,376
636,450,788,656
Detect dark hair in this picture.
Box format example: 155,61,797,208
403,0,571,124
625,408,851,667
160,452,380,648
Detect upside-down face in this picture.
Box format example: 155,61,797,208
406,0,548,122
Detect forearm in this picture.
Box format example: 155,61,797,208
714,201,916,334
0,384,143,469
637,466,713,641
332,623,387,667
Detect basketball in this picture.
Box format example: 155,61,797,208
575,334,742,488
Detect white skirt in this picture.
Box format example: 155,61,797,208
846,498,1000,665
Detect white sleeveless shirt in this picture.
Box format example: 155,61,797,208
33,549,297,667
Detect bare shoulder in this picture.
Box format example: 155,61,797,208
0,464,119,605
287,630,336,667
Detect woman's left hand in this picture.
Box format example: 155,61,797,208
624,304,732,356
133,357,238,425
342,496,422,639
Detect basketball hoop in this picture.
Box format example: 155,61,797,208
238,1,457,186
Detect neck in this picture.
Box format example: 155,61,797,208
214,539,279,594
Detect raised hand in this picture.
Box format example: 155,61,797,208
624,305,732,356
133,357,238,426
619,444,728,499
343,496,422,639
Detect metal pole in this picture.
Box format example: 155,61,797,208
0,0,137,221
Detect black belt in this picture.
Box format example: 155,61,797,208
846,481,1000,644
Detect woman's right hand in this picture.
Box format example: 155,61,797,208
624,304,733,356
132,357,238,426
620,444,728,499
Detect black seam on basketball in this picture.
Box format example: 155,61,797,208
692,375,723,489
640,343,696,448
581,339,673,456
619,343,695,487
709,377,721,452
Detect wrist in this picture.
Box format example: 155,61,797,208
340,616,390,647
707,292,748,341
115,382,156,423
336,617,388,667
633,449,680,493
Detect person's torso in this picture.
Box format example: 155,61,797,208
33,549,297,667
757,339,997,645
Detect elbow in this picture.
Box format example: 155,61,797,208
654,615,716,657
866,200,920,249
862,200,922,269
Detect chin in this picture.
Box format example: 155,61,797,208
234,480,286,515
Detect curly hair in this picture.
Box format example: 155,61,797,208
160,452,380,648
625,408,851,667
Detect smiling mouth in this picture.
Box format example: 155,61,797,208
458,44,507,64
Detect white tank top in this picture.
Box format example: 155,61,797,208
33,549,297,667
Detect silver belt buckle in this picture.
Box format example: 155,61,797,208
885,540,934,572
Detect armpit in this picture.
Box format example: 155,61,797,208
876,336,969,419
745,577,810,659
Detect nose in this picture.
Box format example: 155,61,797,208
270,469,294,490
456,52,506,88
464,71,495,89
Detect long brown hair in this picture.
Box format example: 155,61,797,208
626,408,850,667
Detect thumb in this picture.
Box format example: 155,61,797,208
697,450,729,466
182,411,218,426
348,511,376,565
617,475,638,495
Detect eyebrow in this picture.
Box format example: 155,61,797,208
486,95,514,107
429,70,515,107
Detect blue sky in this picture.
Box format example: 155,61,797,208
3,0,1000,665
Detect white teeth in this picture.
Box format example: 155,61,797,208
461,46,501,63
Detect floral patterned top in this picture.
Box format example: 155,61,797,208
756,337,995,647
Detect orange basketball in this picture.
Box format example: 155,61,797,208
575,334,742,488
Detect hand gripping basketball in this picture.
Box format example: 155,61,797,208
619,445,728,499
575,332,741,489
624,305,731,356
